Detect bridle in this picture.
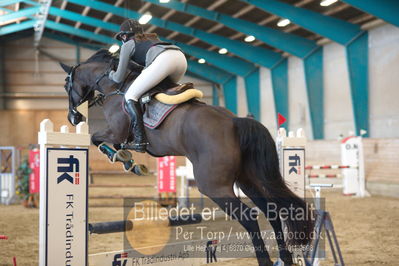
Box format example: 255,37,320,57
64,64,95,115
65,63,127,115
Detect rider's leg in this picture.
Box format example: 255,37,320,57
125,50,187,100
168,51,187,83
124,50,187,152
124,99,147,152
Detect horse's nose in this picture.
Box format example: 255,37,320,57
68,111,82,126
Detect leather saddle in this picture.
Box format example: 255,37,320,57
140,82,195,105
125,60,195,105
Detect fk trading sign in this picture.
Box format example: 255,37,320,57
44,149,88,265
276,128,306,199
38,119,90,266
282,148,305,198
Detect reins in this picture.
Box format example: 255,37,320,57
90,68,136,107
66,55,137,109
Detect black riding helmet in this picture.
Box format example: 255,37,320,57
114,19,144,41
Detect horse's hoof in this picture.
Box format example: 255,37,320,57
114,149,132,162
132,164,149,176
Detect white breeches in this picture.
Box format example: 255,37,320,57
124,49,187,101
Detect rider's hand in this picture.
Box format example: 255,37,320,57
108,70,116,82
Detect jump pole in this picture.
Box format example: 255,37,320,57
304,135,368,197
38,119,91,266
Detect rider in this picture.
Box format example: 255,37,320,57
109,19,187,152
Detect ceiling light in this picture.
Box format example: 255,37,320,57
198,58,206,64
109,44,120,53
320,0,338,6
277,18,290,27
218,48,228,54
160,0,170,3
244,35,255,42
138,12,152,24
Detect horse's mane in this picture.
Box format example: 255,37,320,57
85,49,116,63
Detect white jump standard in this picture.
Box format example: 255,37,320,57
306,135,368,197
38,119,90,266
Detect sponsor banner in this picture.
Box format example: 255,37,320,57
283,148,305,198
157,156,176,193
45,148,88,266
29,148,40,194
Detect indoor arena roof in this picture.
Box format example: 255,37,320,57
0,0,382,61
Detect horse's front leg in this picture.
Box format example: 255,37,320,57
92,127,148,175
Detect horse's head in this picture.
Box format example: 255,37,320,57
60,62,94,125
60,49,117,125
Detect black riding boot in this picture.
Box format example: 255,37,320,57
125,99,148,153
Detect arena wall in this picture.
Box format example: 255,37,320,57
258,23,399,139
1,25,398,197
1,36,213,111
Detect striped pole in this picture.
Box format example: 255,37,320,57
305,165,358,170
307,174,342,179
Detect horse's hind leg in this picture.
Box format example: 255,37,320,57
211,192,273,266
193,162,273,266
238,180,294,265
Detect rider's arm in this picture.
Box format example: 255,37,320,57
108,40,135,83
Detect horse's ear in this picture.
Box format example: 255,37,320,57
59,62,72,73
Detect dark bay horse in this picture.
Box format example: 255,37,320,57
60,49,314,266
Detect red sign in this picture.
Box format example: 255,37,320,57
157,156,176,193
29,148,40,194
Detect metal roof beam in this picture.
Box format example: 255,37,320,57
22,0,38,6
164,38,257,76
74,6,90,29
44,21,233,85
223,76,237,114
54,0,67,23
188,61,234,85
242,0,362,45
64,0,283,68
94,0,125,34
148,0,189,33
166,0,212,40
43,30,220,85
283,3,350,34
147,7,178,33
49,7,119,32
45,20,115,44
342,0,399,28
47,8,245,76
186,71,214,84
0,0,38,7
43,31,103,51
0,6,38,23
0,0,23,7
0,19,35,35
145,0,317,58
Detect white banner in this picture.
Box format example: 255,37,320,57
44,148,88,266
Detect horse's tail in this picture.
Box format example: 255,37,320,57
233,117,314,245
